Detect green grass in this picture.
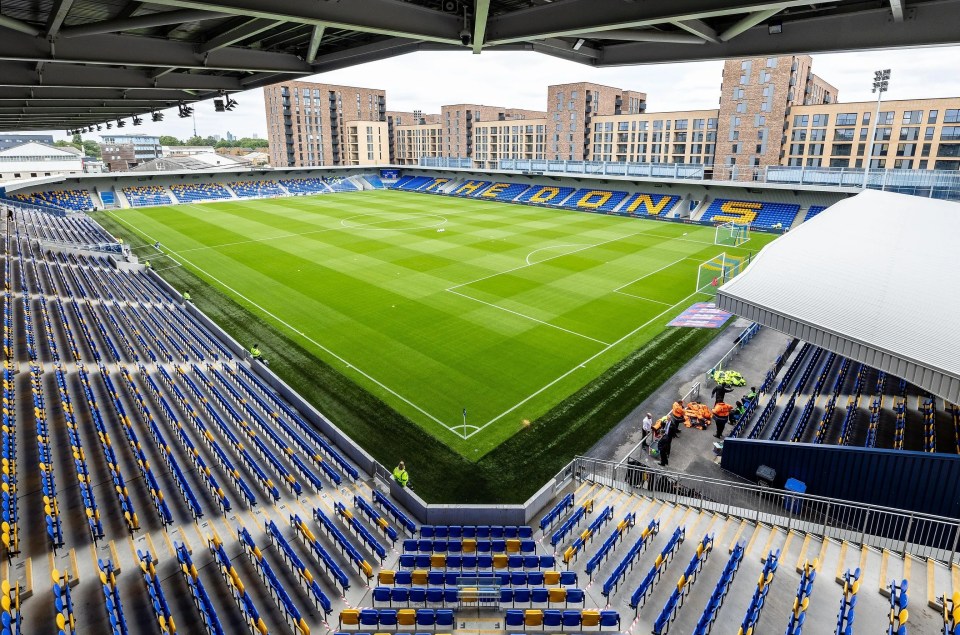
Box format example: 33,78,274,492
98,191,771,501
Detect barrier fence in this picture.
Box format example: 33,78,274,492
573,455,960,564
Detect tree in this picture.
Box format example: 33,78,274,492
159,135,182,146
82,140,101,158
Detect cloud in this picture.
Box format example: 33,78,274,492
23,45,960,143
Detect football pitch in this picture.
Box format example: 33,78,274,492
104,190,773,458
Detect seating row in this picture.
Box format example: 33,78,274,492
266,519,333,616
374,490,416,534
396,551,559,571
738,549,780,635
12,189,93,211
700,199,800,229
504,608,620,630
335,501,388,561
123,185,172,207
340,608,455,629
239,526,311,635
551,500,593,547
291,513,352,591
98,559,127,635
315,508,375,579
403,538,537,556
630,526,686,611
175,542,225,635
228,180,285,198
208,534,268,634
378,569,576,587
539,493,574,531
585,513,635,575
372,585,586,607
170,183,232,203
692,542,744,635
888,579,909,635
355,495,399,543
785,559,818,635
137,551,176,634
652,533,714,635
419,524,533,539
601,518,659,597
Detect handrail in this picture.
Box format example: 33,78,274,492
574,454,960,564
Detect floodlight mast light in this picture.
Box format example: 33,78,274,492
863,69,892,189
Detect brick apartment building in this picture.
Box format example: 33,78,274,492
263,59,960,174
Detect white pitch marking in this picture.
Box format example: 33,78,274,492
104,211,457,434
524,244,591,266
463,288,715,439
446,288,610,346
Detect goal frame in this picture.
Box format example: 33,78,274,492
696,252,749,294
714,221,751,247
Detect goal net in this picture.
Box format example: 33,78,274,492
714,221,750,247
696,252,749,294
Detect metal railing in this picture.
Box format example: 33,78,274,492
705,322,762,383
570,455,960,564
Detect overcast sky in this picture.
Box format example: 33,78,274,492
33,45,960,142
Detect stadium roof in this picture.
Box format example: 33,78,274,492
717,190,960,403
1,0,960,132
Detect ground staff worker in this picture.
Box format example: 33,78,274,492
713,401,732,438
393,461,409,488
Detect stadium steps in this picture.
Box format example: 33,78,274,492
790,208,809,229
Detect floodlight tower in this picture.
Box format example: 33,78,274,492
863,69,891,189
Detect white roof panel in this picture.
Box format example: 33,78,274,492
717,189,960,401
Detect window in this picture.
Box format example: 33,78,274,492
812,114,829,127
736,103,746,113
902,110,923,124
941,126,960,141
938,144,960,157
829,158,850,168
836,113,857,126
899,127,919,141
925,126,936,140
808,143,824,156
928,110,939,124
893,159,913,169
834,129,855,141
789,143,804,155
708,118,718,129
878,111,895,124
754,115,766,126
933,160,960,170
806,158,823,167
922,143,931,156
791,130,807,141
766,57,778,68
896,143,916,157
869,159,886,168
942,109,960,123
793,115,809,127
731,143,740,153
810,129,826,141
831,144,852,156
862,112,871,125
740,75,749,85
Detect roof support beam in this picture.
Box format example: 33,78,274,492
0,30,315,74
58,9,230,38
575,29,707,44
0,61,243,91
141,0,463,44
598,0,960,65
472,0,490,54
718,7,784,42
485,0,834,45
306,24,326,63
890,0,905,22
0,13,41,37
671,19,719,43
199,17,283,52
45,0,77,39
310,37,423,73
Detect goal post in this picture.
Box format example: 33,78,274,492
696,252,750,294
715,221,750,247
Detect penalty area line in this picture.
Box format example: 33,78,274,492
104,210,460,436
462,288,715,439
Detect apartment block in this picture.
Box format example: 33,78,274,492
715,55,837,175
99,134,162,172
546,82,647,161
262,61,960,174
783,98,960,171
264,81,386,167
590,109,719,165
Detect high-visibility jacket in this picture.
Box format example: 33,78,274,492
393,466,409,487
251,347,262,359
671,401,684,418
713,402,733,418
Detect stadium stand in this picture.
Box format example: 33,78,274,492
279,177,331,194
699,198,801,228
517,185,576,205
475,182,531,201
619,192,683,217
228,179,285,198
0,198,949,635
564,188,630,212
122,185,172,207
326,176,359,191
11,189,94,211
170,182,233,203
